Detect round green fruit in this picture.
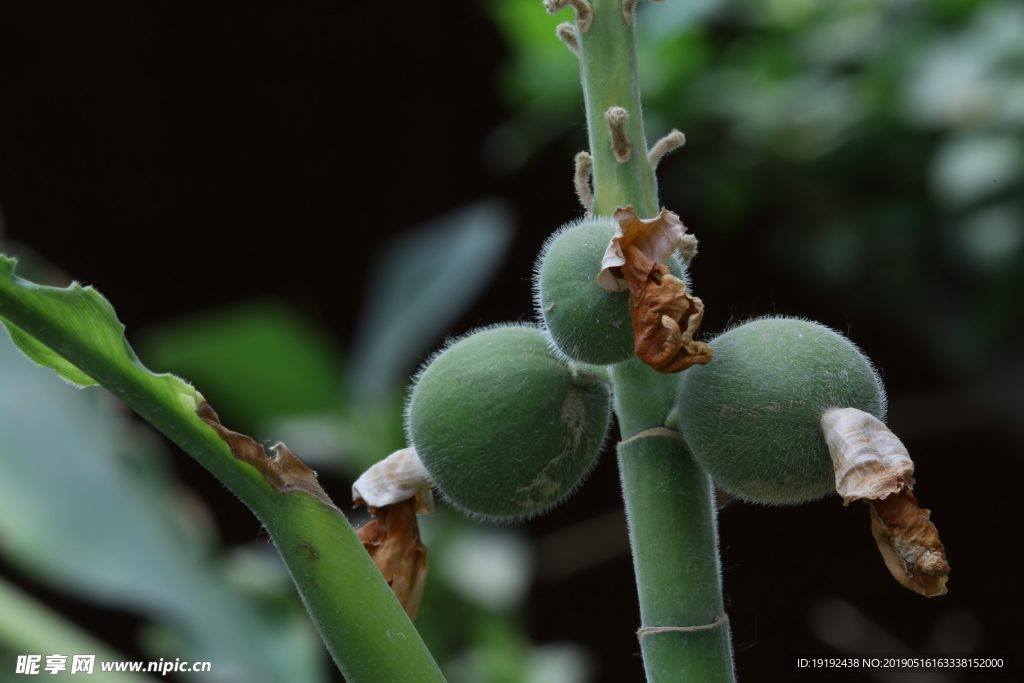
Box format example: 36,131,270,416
407,324,611,521
534,218,686,366
677,317,886,504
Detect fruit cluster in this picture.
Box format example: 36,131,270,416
403,218,885,517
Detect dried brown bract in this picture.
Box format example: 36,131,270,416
598,206,711,373
822,408,949,597
356,496,429,620
197,402,337,510
622,245,712,372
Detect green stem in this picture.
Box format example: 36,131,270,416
612,360,734,682
571,2,736,680
577,0,659,217
0,260,445,683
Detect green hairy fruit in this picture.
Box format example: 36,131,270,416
534,218,686,366
406,324,611,521
677,317,886,505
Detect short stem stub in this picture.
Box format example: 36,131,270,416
556,22,580,54
648,129,686,171
605,106,633,162
574,151,595,214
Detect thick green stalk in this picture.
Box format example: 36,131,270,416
0,260,445,682
612,360,734,682
571,2,736,680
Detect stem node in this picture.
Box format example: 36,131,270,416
637,615,729,638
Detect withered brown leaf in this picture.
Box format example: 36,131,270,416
356,496,429,620
597,206,711,373
823,408,949,597
197,402,337,510
869,491,949,597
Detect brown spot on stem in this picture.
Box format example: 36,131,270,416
296,542,320,563
356,496,429,620
197,402,338,510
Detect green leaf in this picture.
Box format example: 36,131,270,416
3,318,96,386
0,256,202,413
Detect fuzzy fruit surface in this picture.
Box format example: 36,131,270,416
677,317,885,504
536,219,685,366
407,325,611,521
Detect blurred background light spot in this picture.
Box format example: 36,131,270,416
905,1,1024,129
958,204,1023,267
439,529,534,612
930,133,1023,206
526,643,592,683
637,0,725,39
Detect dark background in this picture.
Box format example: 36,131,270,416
1,1,1020,681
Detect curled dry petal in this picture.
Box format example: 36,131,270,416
598,206,712,373
355,497,429,620
822,408,949,597
197,402,337,510
598,206,688,292
352,447,434,514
